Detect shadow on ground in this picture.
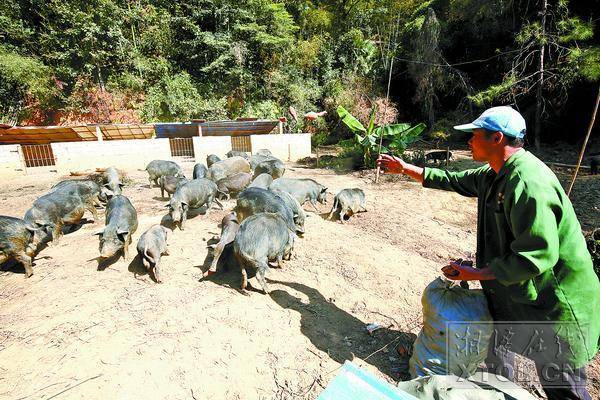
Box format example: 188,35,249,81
268,280,417,381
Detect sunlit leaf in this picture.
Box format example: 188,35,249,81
337,105,366,133
367,104,377,134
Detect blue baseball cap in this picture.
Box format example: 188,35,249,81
454,106,526,139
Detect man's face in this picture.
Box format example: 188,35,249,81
468,128,497,162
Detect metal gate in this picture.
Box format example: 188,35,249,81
21,144,56,167
231,135,251,152
169,138,195,157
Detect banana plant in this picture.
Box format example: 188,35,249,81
337,105,426,167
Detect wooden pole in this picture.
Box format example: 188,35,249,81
534,0,547,152
567,85,600,197
445,146,450,168
95,125,103,142
375,56,394,184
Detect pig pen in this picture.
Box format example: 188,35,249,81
0,160,598,399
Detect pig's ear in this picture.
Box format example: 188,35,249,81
25,223,41,233
181,201,188,208
116,230,129,242
92,229,104,236
321,187,327,193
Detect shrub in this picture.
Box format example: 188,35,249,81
141,72,202,122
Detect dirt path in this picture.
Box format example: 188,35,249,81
0,161,597,399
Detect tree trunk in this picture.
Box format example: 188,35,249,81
534,0,548,151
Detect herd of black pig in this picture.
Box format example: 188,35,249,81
0,149,367,293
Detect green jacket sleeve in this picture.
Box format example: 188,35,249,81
489,178,560,286
422,165,489,197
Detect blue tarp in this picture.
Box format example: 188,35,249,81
317,361,419,400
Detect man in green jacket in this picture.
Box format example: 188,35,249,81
378,106,599,400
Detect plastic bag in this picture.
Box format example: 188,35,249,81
397,373,538,400
398,375,504,400
410,277,493,378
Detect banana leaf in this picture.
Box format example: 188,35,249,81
367,104,377,135
373,123,412,138
400,122,426,143
389,123,427,150
337,105,366,133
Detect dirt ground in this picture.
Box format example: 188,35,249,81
0,151,598,399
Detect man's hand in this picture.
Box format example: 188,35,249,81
377,154,424,183
377,154,406,174
442,260,496,281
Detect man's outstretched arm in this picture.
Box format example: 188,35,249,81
378,154,488,197
377,154,424,182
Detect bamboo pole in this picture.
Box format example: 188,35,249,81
567,85,600,197
375,56,394,184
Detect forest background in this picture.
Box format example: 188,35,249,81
1,0,599,148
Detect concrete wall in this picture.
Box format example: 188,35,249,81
193,136,232,165
51,139,172,173
0,133,312,178
250,133,311,162
0,145,26,176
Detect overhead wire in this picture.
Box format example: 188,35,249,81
390,48,522,67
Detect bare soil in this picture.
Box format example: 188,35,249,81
0,152,598,399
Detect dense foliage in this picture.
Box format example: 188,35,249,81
1,0,598,144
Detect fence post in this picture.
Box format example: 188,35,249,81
95,125,103,142
17,145,27,175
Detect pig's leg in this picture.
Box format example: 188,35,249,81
310,200,320,213
161,186,165,198
153,259,162,283
276,253,285,268
16,251,33,278
283,247,292,261
51,223,62,245
339,208,348,224
327,207,336,220
209,242,224,273
256,261,270,294
240,266,248,291
328,198,338,220
86,202,99,221
123,237,130,260
180,214,187,230
214,198,224,210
